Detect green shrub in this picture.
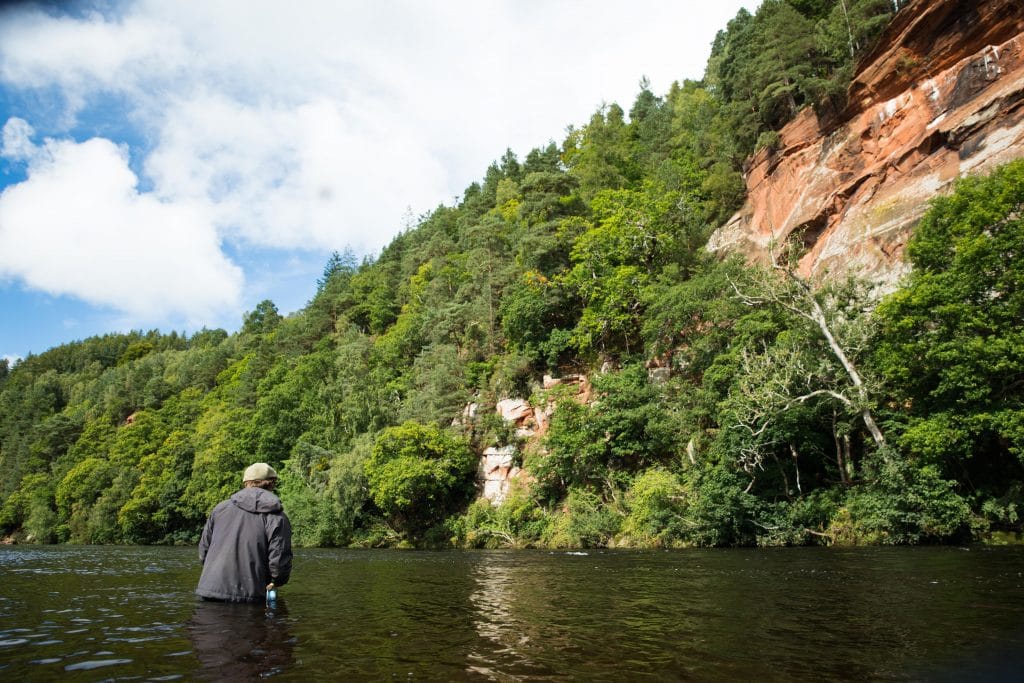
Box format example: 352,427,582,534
976,482,1023,531
542,488,622,548
754,489,842,547
619,467,686,547
457,484,549,548
365,421,476,538
833,451,971,544
676,464,760,547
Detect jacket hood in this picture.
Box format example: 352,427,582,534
230,487,284,514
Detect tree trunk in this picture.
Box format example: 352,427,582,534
803,283,887,450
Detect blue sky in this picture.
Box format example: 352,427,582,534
0,0,760,364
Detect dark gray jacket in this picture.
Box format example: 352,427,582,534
196,487,292,602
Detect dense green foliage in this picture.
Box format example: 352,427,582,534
365,422,476,538
1,2,1018,548
706,0,895,153
873,160,1024,532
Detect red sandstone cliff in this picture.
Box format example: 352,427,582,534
708,0,1024,289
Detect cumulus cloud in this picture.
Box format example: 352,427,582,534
143,94,448,252
0,125,243,322
0,7,188,119
1,117,36,160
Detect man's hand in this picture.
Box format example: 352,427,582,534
266,582,275,591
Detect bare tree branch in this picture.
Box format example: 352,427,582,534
724,235,889,476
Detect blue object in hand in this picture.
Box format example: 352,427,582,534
266,588,277,605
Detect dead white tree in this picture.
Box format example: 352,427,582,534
727,243,888,482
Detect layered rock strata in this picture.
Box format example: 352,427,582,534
709,0,1024,289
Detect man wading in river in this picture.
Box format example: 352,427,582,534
196,462,293,602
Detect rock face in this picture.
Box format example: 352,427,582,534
479,445,520,505
708,0,1024,289
476,375,591,505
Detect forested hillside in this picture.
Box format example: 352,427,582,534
3,0,1022,548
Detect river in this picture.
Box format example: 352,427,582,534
0,545,1022,681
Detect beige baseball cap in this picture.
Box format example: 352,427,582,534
242,462,278,483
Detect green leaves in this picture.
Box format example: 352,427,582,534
560,182,690,357
875,160,1024,469
838,453,971,544
540,365,676,498
364,422,476,537
707,0,895,155
870,160,1024,533
620,468,686,546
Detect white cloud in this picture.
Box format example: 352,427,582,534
143,94,449,253
0,127,243,323
0,8,188,120
1,117,36,160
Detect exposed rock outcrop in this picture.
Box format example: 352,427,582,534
479,445,521,505
708,0,1024,289
475,375,592,505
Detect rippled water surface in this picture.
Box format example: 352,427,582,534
1,545,1023,680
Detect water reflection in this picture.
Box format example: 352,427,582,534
467,551,602,679
463,548,1024,681
468,551,528,678
186,599,295,680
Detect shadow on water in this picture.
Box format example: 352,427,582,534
187,599,295,680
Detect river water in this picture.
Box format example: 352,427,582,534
0,545,1022,681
